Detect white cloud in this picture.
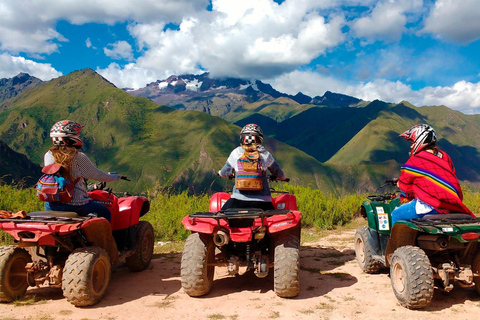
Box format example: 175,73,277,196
0,0,208,54
422,0,480,44
350,0,423,43
270,70,480,114
0,53,62,80
97,63,159,89
104,41,134,60
108,0,347,85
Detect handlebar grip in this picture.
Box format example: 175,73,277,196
121,176,131,181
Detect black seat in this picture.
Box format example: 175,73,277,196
421,213,474,220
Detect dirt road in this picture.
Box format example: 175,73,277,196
1,224,479,320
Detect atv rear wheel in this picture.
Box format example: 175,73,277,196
390,246,433,309
126,221,154,272
274,233,300,298
355,226,382,273
0,246,32,302
62,247,111,307
181,233,215,297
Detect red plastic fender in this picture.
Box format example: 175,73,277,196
272,194,298,210
0,217,108,245
88,190,120,215
181,215,219,234
114,196,147,231
266,210,301,234
209,192,231,212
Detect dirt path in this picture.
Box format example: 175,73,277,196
1,225,480,320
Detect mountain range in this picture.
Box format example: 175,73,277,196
2,69,480,195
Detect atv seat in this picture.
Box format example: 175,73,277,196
421,213,475,220
27,211,80,219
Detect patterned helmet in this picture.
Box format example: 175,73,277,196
50,120,84,148
400,124,437,156
240,123,264,145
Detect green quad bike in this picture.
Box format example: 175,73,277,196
355,180,480,309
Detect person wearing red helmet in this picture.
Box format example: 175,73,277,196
218,123,287,211
43,120,122,221
391,124,474,225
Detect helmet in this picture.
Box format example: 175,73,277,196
400,124,436,156
50,120,84,148
240,123,263,145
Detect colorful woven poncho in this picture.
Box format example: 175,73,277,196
398,149,474,216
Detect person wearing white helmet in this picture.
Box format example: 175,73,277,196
43,120,122,221
391,124,473,225
218,123,287,211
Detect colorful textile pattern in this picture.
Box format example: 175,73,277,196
398,150,474,216
235,151,264,191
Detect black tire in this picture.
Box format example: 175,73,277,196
126,221,154,272
0,246,32,302
62,247,111,307
473,251,480,295
180,233,215,297
274,233,300,298
355,226,383,273
390,246,434,309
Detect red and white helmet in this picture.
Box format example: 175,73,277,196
240,123,264,145
400,124,437,156
50,120,84,148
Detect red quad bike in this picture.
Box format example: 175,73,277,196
181,178,301,298
0,178,154,307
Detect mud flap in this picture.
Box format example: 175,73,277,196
82,220,119,264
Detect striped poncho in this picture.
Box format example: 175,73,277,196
398,149,474,216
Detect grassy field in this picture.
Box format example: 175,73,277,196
1,182,480,245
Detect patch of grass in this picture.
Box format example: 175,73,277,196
299,308,315,315
13,296,45,306
58,310,73,316
316,302,334,310
154,241,184,254
152,295,177,308
269,311,280,319
207,314,225,320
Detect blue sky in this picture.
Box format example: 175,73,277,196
1,0,480,113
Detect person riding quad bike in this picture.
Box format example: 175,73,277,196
355,124,480,309
218,123,288,211
392,123,474,224
43,120,122,220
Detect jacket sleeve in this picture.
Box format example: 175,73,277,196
268,160,286,180
75,152,121,182
218,149,237,177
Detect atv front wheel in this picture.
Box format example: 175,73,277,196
274,233,300,298
355,226,382,273
0,246,32,302
126,221,154,272
390,246,433,309
62,247,111,307
181,233,215,297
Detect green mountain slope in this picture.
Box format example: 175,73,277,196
0,69,330,193
0,140,41,186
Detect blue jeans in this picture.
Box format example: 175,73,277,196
391,199,435,225
44,201,111,222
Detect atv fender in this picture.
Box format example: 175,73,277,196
385,224,419,267
364,227,384,258
82,219,119,264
